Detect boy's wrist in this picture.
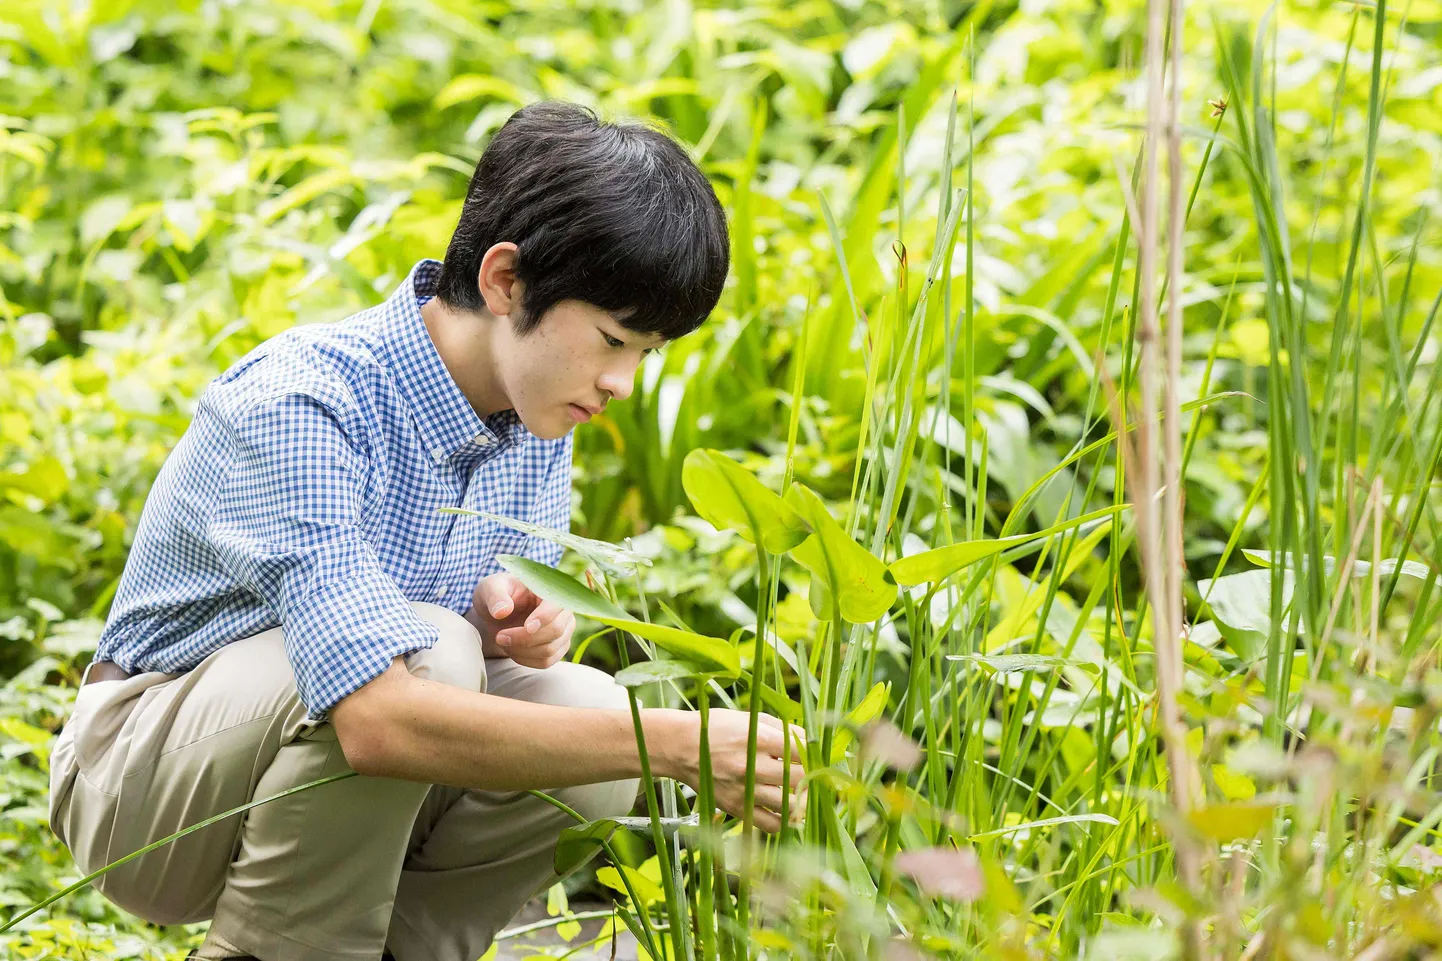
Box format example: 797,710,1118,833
639,708,698,785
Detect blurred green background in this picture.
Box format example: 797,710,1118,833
3,0,1441,957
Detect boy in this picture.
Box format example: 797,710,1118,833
47,101,804,961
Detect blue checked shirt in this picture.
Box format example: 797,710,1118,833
94,259,573,720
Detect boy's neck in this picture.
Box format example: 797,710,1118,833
419,296,511,421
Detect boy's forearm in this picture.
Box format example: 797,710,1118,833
336,659,693,790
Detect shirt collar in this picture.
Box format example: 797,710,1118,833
375,259,529,461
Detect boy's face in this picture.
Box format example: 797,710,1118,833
494,293,668,441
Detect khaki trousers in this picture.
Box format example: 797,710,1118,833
47,602,639,961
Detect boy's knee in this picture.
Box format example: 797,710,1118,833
550,663,638,820
405,602,487,694
559,776,641,823
551,661,630,712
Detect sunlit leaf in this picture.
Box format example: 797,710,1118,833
829,680,890,764
499,555,740,676
613,659,708,688
1242,548,1438,585
785,483,896,623
1187,802,1278,840
1196,568,1295,662
889,505,1125,586
681,448,810,553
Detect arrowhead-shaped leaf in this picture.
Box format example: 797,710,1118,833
682,449,810,553
784,483,896,623
554,814,700,877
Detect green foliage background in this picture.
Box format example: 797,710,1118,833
2,0,1442,957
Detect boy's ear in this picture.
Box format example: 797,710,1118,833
476,242,520,318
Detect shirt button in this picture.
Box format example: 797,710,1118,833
431,447,446,463
435,585,449,600
475,434,492,447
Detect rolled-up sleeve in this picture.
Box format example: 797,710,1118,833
523,430,573,568
206,392,438,721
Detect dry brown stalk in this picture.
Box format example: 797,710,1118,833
1141,0,1203,953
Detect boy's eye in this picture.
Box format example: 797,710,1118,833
602,329,661,356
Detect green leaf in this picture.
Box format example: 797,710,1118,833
681,448,810,553
758,684,804,724
0,455,69,504
554,819,622,877
597,864,666,907
433,74,529,110
889,504,1126,586
829,681,889,764
499,555,741,676
1187,801,1278,840
608,620,741,678
1243,548,1438,585
784,483,896,623
613,659,709,688
555,814,700,879
1196,568,1295,662
495,554,631,621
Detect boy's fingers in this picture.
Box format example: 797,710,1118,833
479,574,516,617
751,807,782,834
501,613,574,666
524,598,565,634
510,578,538,611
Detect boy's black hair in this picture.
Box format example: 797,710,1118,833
437,101,730,340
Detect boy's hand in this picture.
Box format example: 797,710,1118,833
468,571,576,669
663,709,808,834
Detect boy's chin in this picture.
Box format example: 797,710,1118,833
521,408,573,441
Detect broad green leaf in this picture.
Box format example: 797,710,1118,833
889,504,1125,586
496,554,631,622
499,555,740,676
0,455,68,503
597,865,665,908
603,619,740,678
613,659,709,688
681,448,810,553
554,814,699,878
1211,763,1257,801
784,483,897,623
554,819,623,878
758,684,804,725
1196,568,1295,662
1187,802,1278,840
